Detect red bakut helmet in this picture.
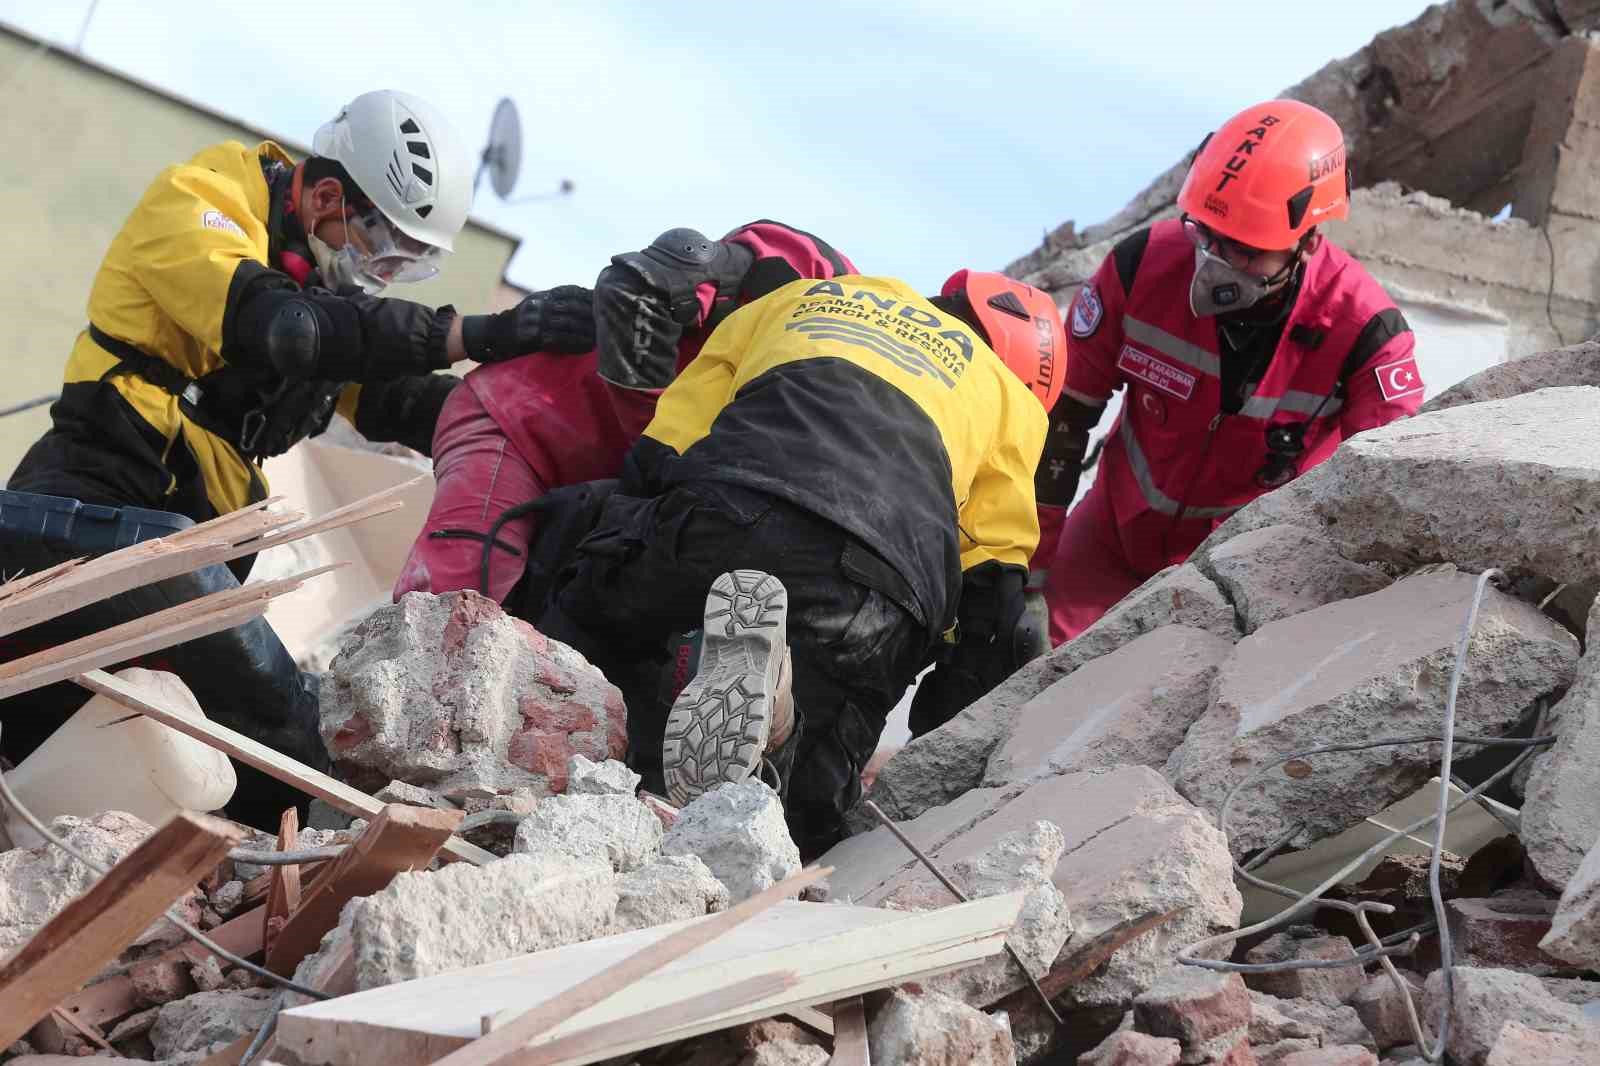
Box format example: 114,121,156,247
1177,99,1351,250
941,270,1065,412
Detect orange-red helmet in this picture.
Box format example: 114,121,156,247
941,270,1065,412
1177,99,1350,250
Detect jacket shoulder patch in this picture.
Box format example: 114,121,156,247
201,210,245,238
1071,284,1103,338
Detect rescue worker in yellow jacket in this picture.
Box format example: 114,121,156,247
542,271,1063,856
0,90,594,828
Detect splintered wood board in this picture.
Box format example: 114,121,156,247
278,893,1023,1066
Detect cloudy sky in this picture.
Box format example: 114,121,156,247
2,1,1435,293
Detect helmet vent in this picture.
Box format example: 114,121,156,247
412,163,433,185
1286,186,1314,230
406,140,431,159
986,290,1031,321
416,205,433,218
399,118,421,135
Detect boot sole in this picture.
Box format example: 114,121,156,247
663,570,787,808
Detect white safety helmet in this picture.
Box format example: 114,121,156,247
311,90,472,255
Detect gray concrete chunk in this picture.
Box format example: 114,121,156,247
1167,568,1577,858
982,625,1232,789
662,780,800,903
1196,524,1392,634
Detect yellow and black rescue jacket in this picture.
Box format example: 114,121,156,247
637,275,1047,633
9,141,453,524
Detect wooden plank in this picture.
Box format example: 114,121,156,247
75,670,494,867
264,804,464,977
278,889,1021,1066
785,1005,834,1038
0,502,296,636
0,812,243,1046
49,905,267,1031
828,998,869,1066
264,809,302,958
505,973,796,1066
0,475,420,638
421,868,829,1066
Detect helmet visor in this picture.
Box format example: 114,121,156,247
345,205,447,285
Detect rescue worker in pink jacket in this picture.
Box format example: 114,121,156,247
1035,100,1424,645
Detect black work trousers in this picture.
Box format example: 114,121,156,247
0,532,329,831
542,480,932,857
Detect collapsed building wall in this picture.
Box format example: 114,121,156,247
1008,0,1600,382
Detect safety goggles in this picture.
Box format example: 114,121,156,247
1181,216,1298,288
343,204,446,285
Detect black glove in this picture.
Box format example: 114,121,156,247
594,262,684,390
1037,394,1106,508
460,285,596,363
907,562,1035,737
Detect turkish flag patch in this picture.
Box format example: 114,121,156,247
1374,357,1424,402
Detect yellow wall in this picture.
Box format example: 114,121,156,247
0,28,518,482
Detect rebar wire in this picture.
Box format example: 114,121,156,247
0,393,57,418
0,724,330,1001
229,845,346,866
1179,568,1529,1064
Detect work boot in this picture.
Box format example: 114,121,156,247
663,570,794,807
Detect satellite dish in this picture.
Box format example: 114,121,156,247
476,97,523,200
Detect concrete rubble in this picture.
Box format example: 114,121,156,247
866,988,1016,1066
1423,965,1600,1066
1519,593,1600,891
1194,526,1391,636
879,821,1072,1007
512,791,664,873
864,563,1237,823
661,779,801,903
980,625,1233,789
1166,566,1576,858
321,589,625,799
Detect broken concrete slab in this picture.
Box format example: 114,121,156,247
863,564,1236,823
866,988,1016,1066
1079,1028,1181,1066
1447,897,1564,972
1195,526,1391,635
1484,1019,1600,1065
661,780,801,903
981,625,1232,790
322,590,625,797
567,754,641,796
1133,968,1252,1065
1349,972,1425,1051
1540,833,1600,970
1249,993,1375,1054
0,811,160,955
611,853,729,933
1167,568,1577,858
339,853,617,990
150,988,275,1059
1423,341,1600,413
853,767,1242,1011
372,779,457,811
1521,594,1600,892
879,821,1071,1008
1300,388,1600,587
512,792,663,873
1189,480,1325,580
1423,965,1598,1066
817,786,1005,905
1242,932,1363,1007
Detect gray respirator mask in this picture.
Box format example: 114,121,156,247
1188,246,1277,318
